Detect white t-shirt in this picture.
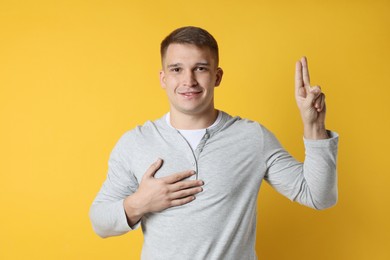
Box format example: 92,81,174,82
165,111,222,150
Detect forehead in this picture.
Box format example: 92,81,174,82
163,43,216,66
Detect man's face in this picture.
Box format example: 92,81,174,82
160,43,223,117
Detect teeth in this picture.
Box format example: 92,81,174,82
179,91,201,97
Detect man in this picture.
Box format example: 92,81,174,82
90,26,338,259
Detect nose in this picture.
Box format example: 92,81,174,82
182,70,198,87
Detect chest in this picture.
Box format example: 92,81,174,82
129,131,266,199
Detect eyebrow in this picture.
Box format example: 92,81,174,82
167,63,182,68
166,62,211,68
195,62,210,66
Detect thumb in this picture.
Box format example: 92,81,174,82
305,85,321,105
144,158,163,178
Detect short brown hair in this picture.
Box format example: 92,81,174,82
160,26,219,65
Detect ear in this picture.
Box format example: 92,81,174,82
159,70,166,89
214,67,223,87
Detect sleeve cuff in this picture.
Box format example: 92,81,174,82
303,130,339,148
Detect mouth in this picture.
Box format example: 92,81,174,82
179,90,203,98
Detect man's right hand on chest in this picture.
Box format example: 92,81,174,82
123,158,204,227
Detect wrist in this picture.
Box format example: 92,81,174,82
303,123,329,140
123,193,145,227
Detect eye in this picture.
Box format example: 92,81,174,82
196,67,207,72
170,67,181,73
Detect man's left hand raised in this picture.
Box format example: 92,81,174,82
295,56,329,140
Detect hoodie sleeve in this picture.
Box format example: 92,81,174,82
89,132,140,238
262,126,339,210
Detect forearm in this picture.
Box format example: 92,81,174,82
301,132,339,209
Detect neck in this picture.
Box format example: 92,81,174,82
170,109,218,130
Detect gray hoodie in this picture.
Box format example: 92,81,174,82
90,111,338,260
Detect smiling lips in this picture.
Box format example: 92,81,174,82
179,90,203,98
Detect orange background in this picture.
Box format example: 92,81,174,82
1,0,389,259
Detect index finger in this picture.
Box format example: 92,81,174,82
162,170,196,184
295,60,303,96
